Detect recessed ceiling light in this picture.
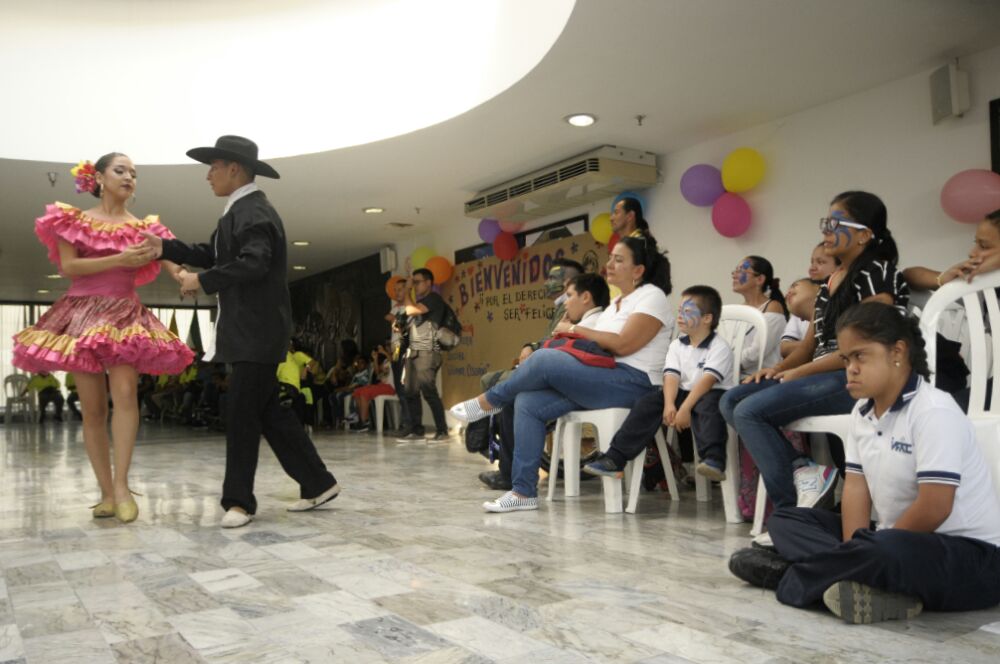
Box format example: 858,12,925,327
363,207,384,214
46,273,61,279
292,241,310,247
36,289,50,294
292,265,307,271
565,113,596,127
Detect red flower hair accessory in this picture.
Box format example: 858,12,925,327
70,160,97,194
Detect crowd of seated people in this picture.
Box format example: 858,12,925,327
449,193,1000,625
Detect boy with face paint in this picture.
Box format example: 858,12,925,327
584,285,734,480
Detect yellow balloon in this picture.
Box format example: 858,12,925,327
590,213,613,244
721,148,766,193
410,246,435,269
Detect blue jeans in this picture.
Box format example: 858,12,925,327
719,371,855,509
485,349,655,497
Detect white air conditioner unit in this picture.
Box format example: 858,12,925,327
464,146,659,222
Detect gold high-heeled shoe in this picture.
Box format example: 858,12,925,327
91,502,115,519
114,490,142,524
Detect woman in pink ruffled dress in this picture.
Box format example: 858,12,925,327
12,153,194,523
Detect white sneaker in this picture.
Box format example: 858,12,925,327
483,491,538,513
794,463,837,509
220,508,252,529
449,398,501,423
287,483,341,512
752,531,774,549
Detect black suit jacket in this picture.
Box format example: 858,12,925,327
161,190,291,364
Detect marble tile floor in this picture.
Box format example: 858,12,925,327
0,421,998,663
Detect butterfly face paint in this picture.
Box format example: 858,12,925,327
820,210,869,251
678,298,703,331
544,266,566,297
733,259,753,285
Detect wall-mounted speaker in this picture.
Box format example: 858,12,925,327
930,62,970,124
379,246,397,274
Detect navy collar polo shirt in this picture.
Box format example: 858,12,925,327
845,373,1000,546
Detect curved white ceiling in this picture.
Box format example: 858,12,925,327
0,0,576,164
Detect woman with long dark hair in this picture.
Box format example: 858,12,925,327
731,255,787,374
719,191,909,530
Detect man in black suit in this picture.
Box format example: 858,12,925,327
141,135,340,528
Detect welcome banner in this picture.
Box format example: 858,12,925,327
440,233,608,405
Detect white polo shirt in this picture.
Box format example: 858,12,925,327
781,315,810,342
593,283,674,385
845,374,1000,546
663,332,736,391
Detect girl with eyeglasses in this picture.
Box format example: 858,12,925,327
720,191,909,541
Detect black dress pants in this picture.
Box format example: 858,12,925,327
604,388,729,469
769,506,1000,611
223,362,337,514
401,350,447,435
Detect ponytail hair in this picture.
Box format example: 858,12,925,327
620,197,650,234
619,235,671,296
822,191,898,340
747,255,788,319
835,302,930,380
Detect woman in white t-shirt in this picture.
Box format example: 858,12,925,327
450,235,674,512
729,302,1000,624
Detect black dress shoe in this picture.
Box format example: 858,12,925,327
478,470,512,491
728,547,791,590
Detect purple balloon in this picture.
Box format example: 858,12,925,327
478,218,501,243
680,164,725,207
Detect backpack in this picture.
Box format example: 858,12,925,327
435,303,463,351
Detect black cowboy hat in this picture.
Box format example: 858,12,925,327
186,135,280,179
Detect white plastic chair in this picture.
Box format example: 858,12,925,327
921,271,1000,419
549,407,673,513
374,394,401,432
4,374,35,423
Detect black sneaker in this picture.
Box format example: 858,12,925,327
728,547,790,590
478,470,512,491
582,455,625,479
427,431,450,441
349,422,370,432
395,432,424,442
822,581,923,624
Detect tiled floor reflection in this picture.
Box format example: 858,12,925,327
0,421,998,663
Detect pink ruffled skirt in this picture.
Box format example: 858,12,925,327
13,293,194,375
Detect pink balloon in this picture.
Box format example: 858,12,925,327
940,169,1000,223
711,193,752,238
499,220,525,233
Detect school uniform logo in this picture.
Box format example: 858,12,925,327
890,438,912,454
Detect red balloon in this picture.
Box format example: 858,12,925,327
711,192,752,238
940,169,1000,223
425,256,454,283
607,233,620,254
493,232,519,260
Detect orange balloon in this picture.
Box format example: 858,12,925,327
385,275,405,299
425,256,454,283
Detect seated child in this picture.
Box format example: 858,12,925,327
780,278,821,359
584,285,735,480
